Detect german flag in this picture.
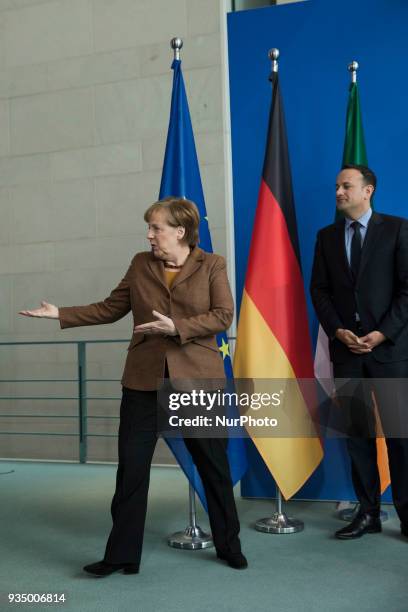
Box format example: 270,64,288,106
233,71,323,500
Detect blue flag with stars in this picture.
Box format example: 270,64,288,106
159,59,247,509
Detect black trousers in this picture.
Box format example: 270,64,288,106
333,354,408,525
103,387,241,565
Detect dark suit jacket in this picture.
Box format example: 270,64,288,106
310,212,408,364
59,247,234,390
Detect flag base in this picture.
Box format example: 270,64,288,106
168,484,213,549
168,524,213,549
255,487,304,533
255,513,304,534
337,502,388,523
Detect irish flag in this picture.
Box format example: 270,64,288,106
314,79,390,494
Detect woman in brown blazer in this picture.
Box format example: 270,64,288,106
20,197,247,575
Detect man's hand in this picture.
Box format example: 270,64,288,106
134,310,177,336
335,328,371,354
358,331,386,350
19,301,59,319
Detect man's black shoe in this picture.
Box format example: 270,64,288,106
401,523,408,538
335,514,382,540
216,551,248,569
83,560,139,576
123,564,140,574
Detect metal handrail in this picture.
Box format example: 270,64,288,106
0,336,235,462
0,339,129,463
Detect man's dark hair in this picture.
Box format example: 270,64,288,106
342,164,377,195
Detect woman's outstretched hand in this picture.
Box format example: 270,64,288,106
19,301,59,320
134,310,176,336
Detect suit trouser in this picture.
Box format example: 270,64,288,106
103,386,241,565
333,354,408,525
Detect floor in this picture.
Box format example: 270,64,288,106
0,460,407,612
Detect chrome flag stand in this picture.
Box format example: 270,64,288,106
253,49,304,536
164,33,246,550
255,486,303,534
337,501,388,523
168,484,213,549
164,35,213,551
335,62,388,527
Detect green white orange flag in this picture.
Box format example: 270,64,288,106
234,72,323,500
314,80,390,494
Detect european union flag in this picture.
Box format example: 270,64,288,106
160,59,247,508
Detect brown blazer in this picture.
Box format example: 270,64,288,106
59,247,234,390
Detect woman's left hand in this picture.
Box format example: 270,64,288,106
134,310,177,336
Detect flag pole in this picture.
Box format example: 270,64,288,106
335,59,388,525
254,49,303,535
337,60,361,524
165,35,213,551
170,35,183,60
168,482,213,549
348,60,359,83
337,60,360,522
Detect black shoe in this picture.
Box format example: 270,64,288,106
123,564,140,574
83,560,139,576
401,523,408,538
216,551,248,569
335,513,382,540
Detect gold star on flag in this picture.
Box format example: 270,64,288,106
218,338,230,360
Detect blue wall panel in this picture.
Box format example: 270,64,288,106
228,0,408,501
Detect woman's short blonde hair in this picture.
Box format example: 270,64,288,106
144,197,200,247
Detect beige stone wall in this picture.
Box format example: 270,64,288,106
0,0,234,464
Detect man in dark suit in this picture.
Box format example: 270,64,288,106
310,164,408,540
